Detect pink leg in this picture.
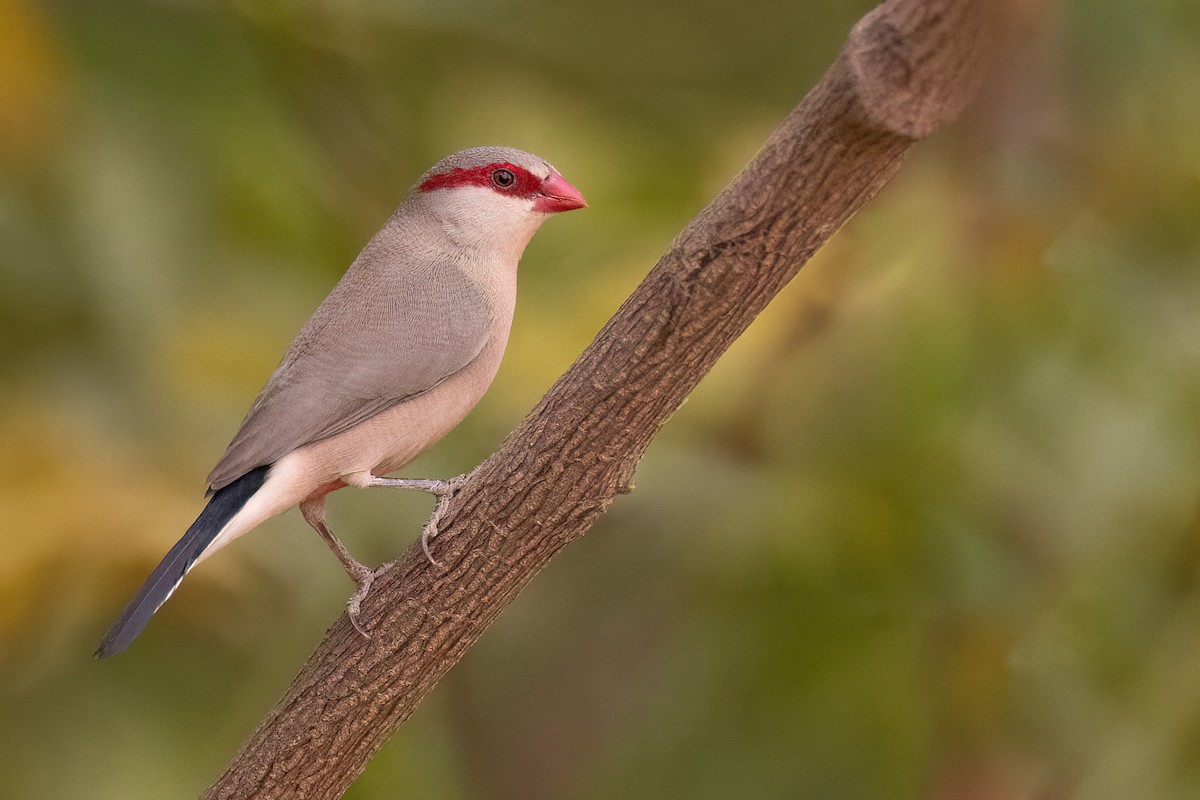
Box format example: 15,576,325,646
300,496,387,638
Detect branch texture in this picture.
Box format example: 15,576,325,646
204,1,997,796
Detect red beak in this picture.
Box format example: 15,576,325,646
534,172,587,213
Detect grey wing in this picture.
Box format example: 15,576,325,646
205,263,494,492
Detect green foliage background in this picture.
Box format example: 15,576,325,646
3,1,1200,798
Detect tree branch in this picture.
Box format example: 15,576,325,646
203,1,998,796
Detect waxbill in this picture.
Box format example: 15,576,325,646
97,146,586,657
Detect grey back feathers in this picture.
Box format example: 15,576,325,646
206,213,495,492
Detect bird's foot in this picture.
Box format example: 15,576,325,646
368,469,478,567
345,561,395,639
418,469,477,566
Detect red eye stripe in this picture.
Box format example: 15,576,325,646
418,162,542,196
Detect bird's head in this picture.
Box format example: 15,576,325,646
409,146,586,259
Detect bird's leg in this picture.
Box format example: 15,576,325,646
364,469,476,566
299,496,388,638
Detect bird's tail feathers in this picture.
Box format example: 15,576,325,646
95,465,269,658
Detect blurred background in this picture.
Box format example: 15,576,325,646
3,0,1200,797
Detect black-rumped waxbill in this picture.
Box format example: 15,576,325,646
97,147,587,657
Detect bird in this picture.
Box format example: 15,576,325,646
96,146,587,658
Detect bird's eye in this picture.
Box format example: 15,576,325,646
491,168,516,189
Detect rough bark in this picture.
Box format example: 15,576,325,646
204,1,999,796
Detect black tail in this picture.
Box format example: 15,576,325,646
96,466,269,658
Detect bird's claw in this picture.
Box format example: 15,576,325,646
345,562,396,639
419,469,476,567
347,606,371,639
420,522,442,567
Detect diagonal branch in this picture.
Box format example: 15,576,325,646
203,1,1000,797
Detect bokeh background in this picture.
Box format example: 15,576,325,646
3,1,1200,798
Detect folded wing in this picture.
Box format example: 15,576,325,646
206,261,494,492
